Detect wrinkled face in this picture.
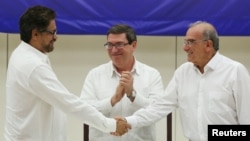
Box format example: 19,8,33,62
37,20,57,53
106,33,136,70
183,26,209,67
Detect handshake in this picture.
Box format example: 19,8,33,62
110,71,134,136
111,116,131,136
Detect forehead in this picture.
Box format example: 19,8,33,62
107,33,127,41
47,20,56,30
185,25,203,40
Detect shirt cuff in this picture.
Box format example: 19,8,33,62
125,116,138,128
105,118,116,132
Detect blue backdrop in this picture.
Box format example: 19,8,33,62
0,0,250,35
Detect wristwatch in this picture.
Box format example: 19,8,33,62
127,90,136,100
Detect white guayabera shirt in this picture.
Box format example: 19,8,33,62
5,41,116,141
127,52,250,141
80,60,164,141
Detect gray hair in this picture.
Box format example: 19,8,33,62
189,21,219,51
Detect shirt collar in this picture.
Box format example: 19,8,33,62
193,52,221,72
205,52,221,71
108,58,140,78
21,41,50,64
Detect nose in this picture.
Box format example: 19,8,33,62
53,35,57,41
111,46,119,52
183,44,189,51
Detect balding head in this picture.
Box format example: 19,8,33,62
188,21,219,51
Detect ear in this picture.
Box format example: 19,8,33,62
131,41,137,49
31,29,39,40
206,40,216,52
207,40,213,46
206,40,213,47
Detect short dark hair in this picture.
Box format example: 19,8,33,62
19,5,56,43
107,24,137,44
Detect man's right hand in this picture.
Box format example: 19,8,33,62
110,116,131,136
111,84,125,106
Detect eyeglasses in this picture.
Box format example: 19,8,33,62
41,30,57,36
183,39,207,46
104,42,129,49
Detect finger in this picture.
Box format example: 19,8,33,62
114,116,126,122
121,72,130,79
114,116,123,120
126,123,132,129
110,132,120,136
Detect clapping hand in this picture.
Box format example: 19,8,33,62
120,71,134,96
111,84,125,106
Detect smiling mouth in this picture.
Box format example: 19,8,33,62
187,52,191,56
112,53,122,56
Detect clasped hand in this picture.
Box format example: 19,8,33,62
110,116,131,136
110,71,133,136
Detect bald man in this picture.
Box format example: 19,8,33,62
122,21,250,141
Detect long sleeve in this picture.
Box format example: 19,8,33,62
126,73,177,128
234,63,250,123
29,64,116,133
